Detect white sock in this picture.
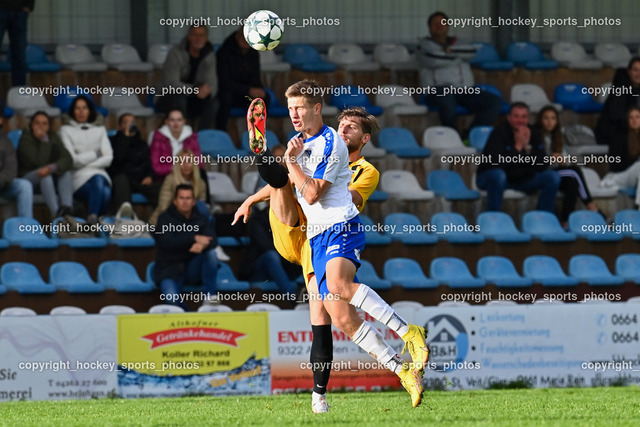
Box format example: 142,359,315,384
350,284,410,336
312,391,325,400
351,321,404,374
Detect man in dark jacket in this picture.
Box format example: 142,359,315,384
476,102,560,212
154,184,218,308
215,28,269,131
108,113,160,210
156,25,218,130
0,113,32,217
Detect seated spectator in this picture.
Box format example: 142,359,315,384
416,11,501,135
149,109,202,180
601,106,640,208
59,95,113,223
476,102,560,212
535,106,601,225
153,184,218,309
18,111,72,218
216,28,269,131
108,113,161,210
0,112,32,217
155,25,218,130
595,56,640,171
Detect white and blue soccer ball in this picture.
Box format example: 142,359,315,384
243,10,284,51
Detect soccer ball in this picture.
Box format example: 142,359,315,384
243,10,284,51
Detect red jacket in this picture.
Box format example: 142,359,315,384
150,125,202,178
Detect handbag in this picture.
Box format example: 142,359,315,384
102,202,152,239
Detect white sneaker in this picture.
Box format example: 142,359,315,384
312,392,330,414
215,245,230,262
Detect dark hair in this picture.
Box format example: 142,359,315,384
163,109,185,121
29,110,51,133
69,95,97,123
174,183,195,199
535,106,563,154
428,11,448,27
337,106,380,136
118,113,134,127
509,102,530,114
627,56,640,70
189,25,208,35
285,80,323,108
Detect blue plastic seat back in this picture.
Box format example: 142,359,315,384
616,254,640,278
522,211,565,235
468,126,493,152
50,262,95,285
384,258,427,281
7,129,22,148
331,85,372,108
378,127,419,150
1,262,47,286
477,256,519,280
98,261,144,286
614,210,640,236
241,130,280,148
284,44,322,65
506,42,543,64
477,212,521,235
569,255,612,278
471,43,501,63
523,256,566,279
384,212,423,237
431,212,467,232
427,170,469,197
26,44,49,64
3,217,46,241
430,257,474,280
198,129,238,155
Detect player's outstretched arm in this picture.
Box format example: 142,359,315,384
285,138,331,204
232,184,272,225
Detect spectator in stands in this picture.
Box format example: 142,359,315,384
595,56,640,171
535,106,602,225
416,11,502,135
0,0,32,86
216,28,269,131
108,113,160,211
18,111,73,218
59,95,113,224
476,102,560,212
0,111,32,217
601,106,640,209
153,184,218,309
156,25,218,130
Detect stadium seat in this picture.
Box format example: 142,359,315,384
380,170,434,201
581,167,619,199
486,300,517,306
391,301,424,311
55,43,108,72
51,216,108,248
331,85,383,115
54,87,108,116
438,301,470,307
101,87,154,117
0,58,11,72
594,43,631,68
49,262,106,293
378,127,431,158
477,256,533,287
383,258,437,289
554,84,604,113
383,213,438,245
98,261,155,293
551,42,603,69
359,214,392,245
259,49,291,72
477,212,532,243
2,217,59,249
420,93,470,116
101,43,154,72
360,139,387,158
523,255,579,286
0,262,56,294
373,43,418,71
207,172,249,203
293,303,309,311
7,86,61,117
25,44,62,72
7,129,22,148
569,254,625,286
99,305,136,314
375,85,428,117
510,84,562,113
149,304,185,314
628,296,640,304
505,42,558,70
199,129,250,158
327,43,381,72
615,254,640,284
246,303,280,312
263,88,289,117
147,43,172,69
430,257,485,288
468,126,493,152
470,42,514,70
427,170,480,201
521,211,577,242
368,190,389,202
0,283,6,295
476,84,510,114
568,210,623,242
283,44,336,72
562,126,608,158
241,129,280,150
613,210,640,240
241,171,266,195
198,304,233,313
358,260,392,290
422,126,476,156
217,262,250,292
0,307,37,316
50,306,87,315
430,212,484,244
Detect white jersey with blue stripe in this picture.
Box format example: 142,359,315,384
294,125,359,239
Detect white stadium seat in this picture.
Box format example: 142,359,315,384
148,304,185,314
50,306,87,315
380,170,434,201
55,44,108,72
7,86,62,117
422,126,476,156
101,43,154,72
147,43,172,69
207,172,249,203
259,50,291,72
246,303,281,312
0,307,37,316
100,86,155,117
327,43,381,72
551,42,602,70
510,84,562,114
594,43,631,68
99,305,136,314
373,43,418,71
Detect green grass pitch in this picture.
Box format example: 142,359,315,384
1,387,639,426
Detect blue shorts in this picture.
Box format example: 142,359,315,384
309,215,365,297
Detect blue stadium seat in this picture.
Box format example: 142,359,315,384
368,190,388,202
470,43,514,70
131,193,149,204
378,127,431,158
97,216,155,248
477,212,532,243
7,129,22,148
3,106,14,119
384,213,438,245
2,217,59,249
468,126,493,152
98,261,155,292
613,210,640,240
51,217,108,248
476,84,510,114
26,44,62,72
330,85,383,116
420,93,470,115
283,44,336,72
523,255,579,287
431,212,484,244
198,129,250,158
217,262,250,292
615,254,640,284
360,214,392,245
264,87,289,117
54,87,108,116
287,129,300,142
218,236,250,247
568,210,623,242
427,170,480,201
618,186,636,199
568,254,625,286
477,256,533,287
358,260,392,290
49,262,106,293
430,257,485,288
554,84,604,113
241,130,280,151
0,284,6,295
146,261,156,287
383,258,437,289
0,238,9,250
521,211,577,242
506,42,559,70
1,262,56,294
